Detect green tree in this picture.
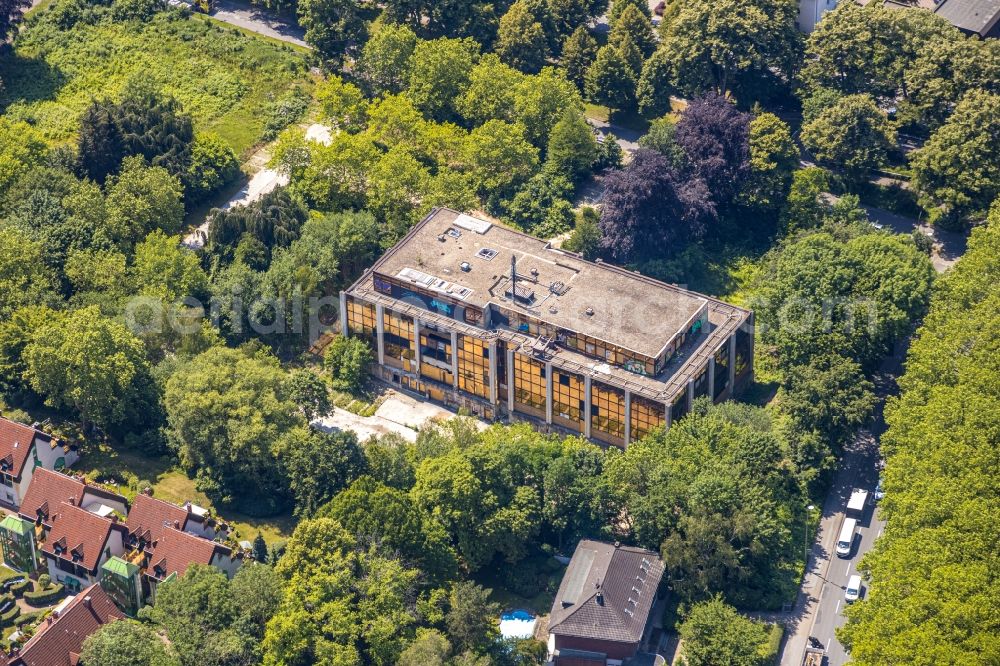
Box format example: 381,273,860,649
253,533,269,562
585,44,637,112
609,3,655,57
151,564,282,666
512,67,584,147
0,226,58,318
399,629,451,666
81,620,179,666
741,112,798,211
636,49,675,117
446,581,499,654
0,306,65,396
0,119,46,194
185,133,239,204
659,0,801,100
280,427,367,517
801,2,904,101
546,108,598,178
910,90,1000,227
164,346,305,511
562,206,602,258
131,230,208,302
324,334,374,390
496,0,550,73
463,120,540,197
407,37,480,121
358,24,418,95
285,369,331,420
560,26,598,91
315,76,369,132
24,306,153,430
296,0,366,62
779,167,829,234
105,156,185,250
679,597,771,666
800,94,895,181
456,54,525,125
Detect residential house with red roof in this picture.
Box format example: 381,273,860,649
39,502,127,593
3,584,124,666
0,417,79,509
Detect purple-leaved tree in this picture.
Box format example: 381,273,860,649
598,149,717,262
674,93,752,206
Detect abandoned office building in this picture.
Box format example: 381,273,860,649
340,209,754,448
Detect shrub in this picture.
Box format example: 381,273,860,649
37,574,51,589
24,583,65,607
0,605,20,628
9,580,31,598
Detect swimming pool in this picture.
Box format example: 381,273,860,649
499,609,537,639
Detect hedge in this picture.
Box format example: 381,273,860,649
0,604,20,628
23,583,64,607
14,610,44,628
9,580,30,598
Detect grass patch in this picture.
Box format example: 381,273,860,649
77,443,295,545
1,6,312,156
475,553,564,616
584,103,610,123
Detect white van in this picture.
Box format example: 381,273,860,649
845,574,862,602
836,517,858,558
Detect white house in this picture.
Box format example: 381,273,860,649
0,417,79,509
798,0,842,32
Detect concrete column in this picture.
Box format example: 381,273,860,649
375,303,385,366
728,334,737,393
488,342,498,405
412,318,421,370
664,400,672,430
583,375,592,439
623,390,632,447
686,379,694,412
338,292,348,336
506,348,515,412
545,362,553,424
451,331,459,389
707,355,716,402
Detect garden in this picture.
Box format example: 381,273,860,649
0,4,313,156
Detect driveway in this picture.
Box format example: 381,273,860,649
209,0,307,47
586,118,641,156
312,390,487,443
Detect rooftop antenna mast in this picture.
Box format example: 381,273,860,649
510,254,517,296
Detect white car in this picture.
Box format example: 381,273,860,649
845,574,862,603
874,477,885,502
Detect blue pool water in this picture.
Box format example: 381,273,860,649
501,609,536,622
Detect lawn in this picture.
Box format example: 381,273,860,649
76,443,296,546
0,6,312,156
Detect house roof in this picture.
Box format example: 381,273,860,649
147,527,228,581
0,515,32,536
10,584,124,666
0,417,48,480
41,503,120,574
548,540,665,645
18,469,127,526
125,493,190,549
18,469,86,524
935,0,1000,35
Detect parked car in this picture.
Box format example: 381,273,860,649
836,517,858,558
845,574,862,603
874,477,884,502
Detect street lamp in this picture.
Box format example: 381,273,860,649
804,505,816,567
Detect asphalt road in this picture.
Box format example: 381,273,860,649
209,0,307,47
809,456,886,664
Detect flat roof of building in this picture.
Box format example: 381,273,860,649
366,209,710,359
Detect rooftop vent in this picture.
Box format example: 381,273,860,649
550,281,568,295
530,267,539,277
446,228,461,238
476,248,498,260
437,235,446,242
460,262,471,272
548,306,558,314
505,284,535,304
585,307,594,316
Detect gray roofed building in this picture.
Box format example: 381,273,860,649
546,540,665,664
934,0,1000,36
